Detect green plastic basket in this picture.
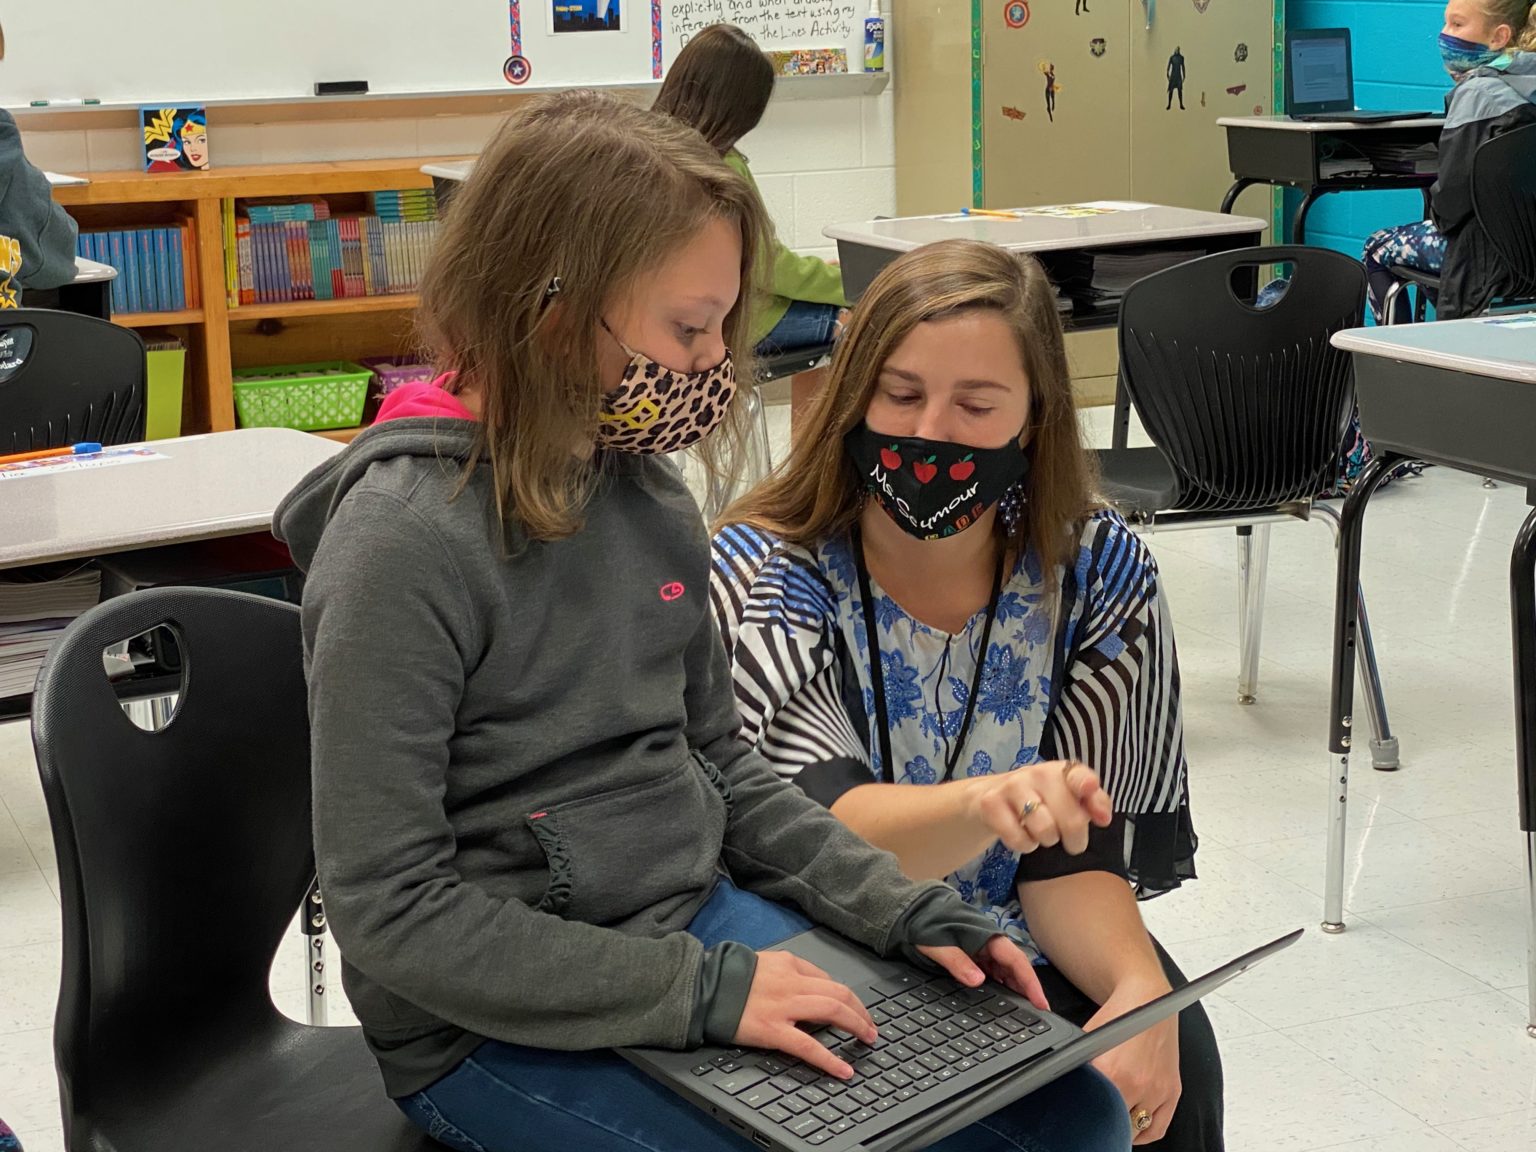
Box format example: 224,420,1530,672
232,360,371,432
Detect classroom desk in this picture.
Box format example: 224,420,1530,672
1217,115,1445,244
2,427,339,573
1325,315,1536,1037
825,203,1267,438
23,256,118,321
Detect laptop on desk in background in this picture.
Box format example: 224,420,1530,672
622,927,1302,1152
1286,28,1438,123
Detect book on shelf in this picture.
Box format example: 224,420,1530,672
79,221,197,315
223,192,439,308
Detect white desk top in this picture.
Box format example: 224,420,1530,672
1333,317,1536,384
2,428,342,571
824,203,1268,254
72,257,116,284
1217,114,1444,132
422,161,474,182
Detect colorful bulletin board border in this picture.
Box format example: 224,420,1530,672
652,0,663,78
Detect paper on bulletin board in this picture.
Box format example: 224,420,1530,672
660,1,866,72
0,448,167,481
525,0,653,86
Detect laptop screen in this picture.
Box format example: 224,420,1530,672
1287,28,1355,112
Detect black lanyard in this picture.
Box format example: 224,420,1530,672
853,526,1006,784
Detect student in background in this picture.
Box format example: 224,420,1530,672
0,23,80,291
713,241,1221,1150
1364,0,1536,322
653,23,847,423
277,92,1130,1152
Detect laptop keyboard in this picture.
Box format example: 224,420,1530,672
691,972,1054,1146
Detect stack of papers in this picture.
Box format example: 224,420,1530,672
0,565,101,699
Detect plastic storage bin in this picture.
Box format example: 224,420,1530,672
359,356,435,395
232,361,371,432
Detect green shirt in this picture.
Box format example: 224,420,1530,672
725,149,847,347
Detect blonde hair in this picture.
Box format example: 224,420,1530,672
417,90,769,542
1483,0,1536,50
723,240,1099,581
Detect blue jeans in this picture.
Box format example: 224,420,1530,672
755,300,841,357
398,880,1131,1152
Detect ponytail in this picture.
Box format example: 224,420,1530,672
1484,0,1536,51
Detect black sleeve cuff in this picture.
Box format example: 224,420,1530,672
1013,810,1199,898
887,885,999,967
793,757,873,809
692,941,759,1047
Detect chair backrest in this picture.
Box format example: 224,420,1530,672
29,589,314,1123
0,309,146,453
1117,246,1367,513
1472,122,1536,297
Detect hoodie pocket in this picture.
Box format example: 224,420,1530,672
524,758,728,927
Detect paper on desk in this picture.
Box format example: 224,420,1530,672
44,171,89,187
1479,315,1536,328
0,446,165,480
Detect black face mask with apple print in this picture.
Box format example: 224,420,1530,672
844,424,1031,541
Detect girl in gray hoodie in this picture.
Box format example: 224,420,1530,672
276,91,1128,1152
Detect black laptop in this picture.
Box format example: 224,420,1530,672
622,927,1302,1152
1286,28,1437,123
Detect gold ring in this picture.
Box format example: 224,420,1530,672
1019,799,1040,820
1131,1108,1153,1134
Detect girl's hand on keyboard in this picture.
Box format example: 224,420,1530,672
734,951,878,1079
918,936,1050,1012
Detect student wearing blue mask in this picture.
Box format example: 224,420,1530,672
713,241,1220,1150
1362,0,1536,322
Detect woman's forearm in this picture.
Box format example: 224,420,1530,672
1018,871,1168,1004
830,779,996,881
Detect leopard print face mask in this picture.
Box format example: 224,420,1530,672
596,326,737,456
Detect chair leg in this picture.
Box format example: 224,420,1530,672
303,878,328,1026
1314,503,1400,770
699,385,772,522
1236,525,1270,704
1383,280,1407,326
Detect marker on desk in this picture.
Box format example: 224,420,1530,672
29,99,102,107
0,442,102,465
962,207,1022,220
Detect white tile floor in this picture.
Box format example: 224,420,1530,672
1,401,1535,1151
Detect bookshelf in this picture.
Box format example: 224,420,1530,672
53,156,467,436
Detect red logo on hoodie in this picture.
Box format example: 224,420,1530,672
660,582,686,602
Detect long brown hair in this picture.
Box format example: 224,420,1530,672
416,90,769,541
1482,0,1536,50
723,241,1099,579
652,24,775,154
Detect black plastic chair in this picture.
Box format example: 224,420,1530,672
1384,121,1536,324
1472,121,1536,307
1100,245,1399,768
29,588,433,1152
0,308,146,453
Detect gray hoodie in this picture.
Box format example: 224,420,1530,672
275,413,1002,1098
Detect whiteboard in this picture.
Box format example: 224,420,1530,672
1,0,872,109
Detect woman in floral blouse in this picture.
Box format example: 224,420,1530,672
711,240,1221,1150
